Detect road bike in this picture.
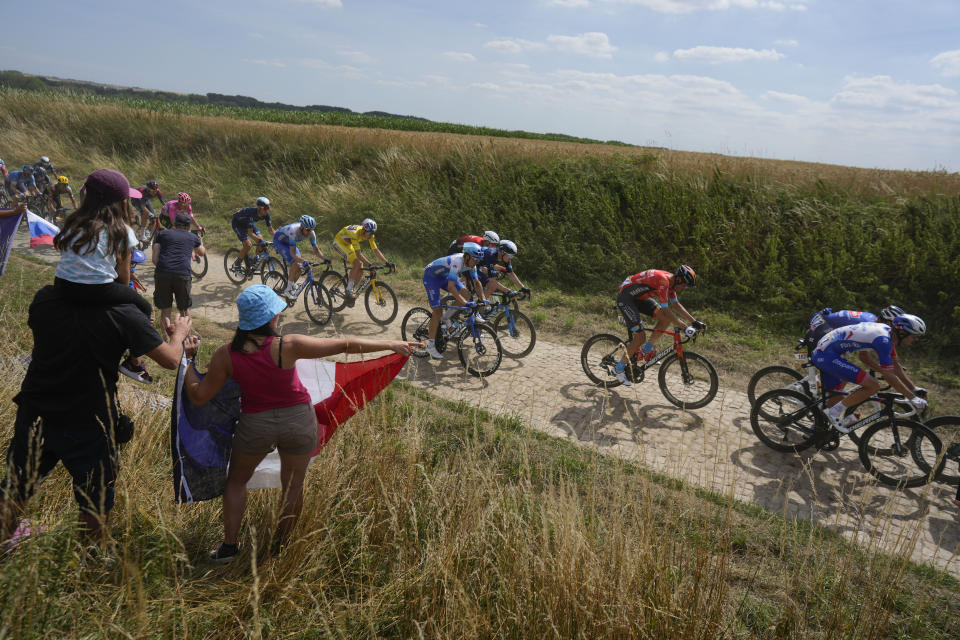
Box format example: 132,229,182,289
262,262,333,326
918,415,960,486
580,321,718,410
400,302,503,377
750,386,943,488
319,260,398,325
223,241,284,285
443,289,536,358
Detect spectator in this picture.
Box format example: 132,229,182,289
152,213,204,336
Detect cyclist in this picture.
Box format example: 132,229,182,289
45,175,78,212
35,156,57,176
133,180,164,241
31,163,52,193
613,265,705,386
160,192,203,232
231,196,275,270
477,239,530,300
4,166,39,198
446,230,499,255
333,218,393,303
811,315,928,432
273,215,330,300
421,242,487,359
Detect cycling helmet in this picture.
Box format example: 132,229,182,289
675,264,697,286
879,305,905,321
361,217,377,233
146,180,159,190
256,196,270,208
483,230,500,244
40,156,50,164
57,175,69,184
177,192,191,204
462,242,484,260
299,215,316,229
131,249,146,264
499,239,517,256
892,314,926,336
22,165,33,174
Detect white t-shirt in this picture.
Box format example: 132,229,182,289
55,225,139,284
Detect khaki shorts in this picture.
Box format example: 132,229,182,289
233,403,318,456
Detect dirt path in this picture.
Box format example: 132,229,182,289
12,236,960,578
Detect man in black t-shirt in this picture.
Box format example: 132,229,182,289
152,214,205,336
0,287,192,543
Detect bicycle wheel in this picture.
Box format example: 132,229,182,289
457,324,502,377
580,333,627,388
304,283,333,326
658,351,719,410
262,270,288,295
190,252,208,280
858,419,944,488
917,416,960,486
319,272,348,312
223,248,248,284
493,310,536,358
401,307,433,358
262,257,284,278
750,388,823,453
747,365,804,406
365,281,398,325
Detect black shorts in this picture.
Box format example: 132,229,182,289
154,271,192,310
2,405,119,515
616,288,659,329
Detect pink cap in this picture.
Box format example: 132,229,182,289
82,169,142,203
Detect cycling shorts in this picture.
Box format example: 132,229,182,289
333,239,359,264
274,239,300,264
423,273,455,309
133,199,155,214
616,288,659,329
233,222,261,243
810,350,868,391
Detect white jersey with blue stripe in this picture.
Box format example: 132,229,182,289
424,254,477,282
814,322,895,369
275,222,317,247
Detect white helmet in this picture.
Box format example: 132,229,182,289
256,196,270,208
483,230,499,244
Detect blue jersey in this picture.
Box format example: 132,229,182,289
809,309,876,332
424,254,477,283
814,322,896,370
6,170,35,189
477,246,513,273
232,206,272,230
275,222,317,247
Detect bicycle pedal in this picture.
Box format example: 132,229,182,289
816,434,841,452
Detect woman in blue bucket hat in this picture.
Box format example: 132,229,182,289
182,283,419,564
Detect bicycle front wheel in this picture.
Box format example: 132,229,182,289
919,416,960,486
319,272,348,312
493,310,536,358
747,365,805,407
858,419,943,489
750,388,823,453
304,283,333,326
223,248,248,284
580,333,627,387
400,307,433,358
658,352,718,410
262,270,288,295
365,281,398,325
457,324,502,377
191,252,208,280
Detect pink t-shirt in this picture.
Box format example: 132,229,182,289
229,336,312,413
161,200,194,224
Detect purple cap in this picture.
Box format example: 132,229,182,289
82,169,142,203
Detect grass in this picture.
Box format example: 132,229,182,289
2,237,960,638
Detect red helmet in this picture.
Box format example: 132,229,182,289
177,192,191,204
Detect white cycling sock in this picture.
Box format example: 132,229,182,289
826,403,846,420
441,308,456,322
346,279,355,291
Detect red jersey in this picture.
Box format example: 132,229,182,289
619,269,676,305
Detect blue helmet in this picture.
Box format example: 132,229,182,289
22,165,33,174
462,242,484,259
362,218,377,233
675,264,697,286
131,249,147,264
892,314,926,336
299,215,316,229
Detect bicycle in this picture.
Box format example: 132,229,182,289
319,260,399,325
443,289,536,358
400,301,503,377
580,319,718,410
262,262,334,326
223,241,284,285
750,387,944,488
918,415,960,486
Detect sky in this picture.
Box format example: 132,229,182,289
3,0,960,171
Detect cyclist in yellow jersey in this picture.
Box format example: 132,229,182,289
333,218,394,300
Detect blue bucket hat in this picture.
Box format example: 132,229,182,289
237,284,288,330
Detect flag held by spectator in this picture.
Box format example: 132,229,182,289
0,212,20,276
171,353,408,504
26,211,58,247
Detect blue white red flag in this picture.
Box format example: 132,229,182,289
26,211,58,248
0,212,21,276
170,352,408,503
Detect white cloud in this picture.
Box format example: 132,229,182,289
443,51,477,62
338,50,374,65
654,51,670,63
241,58,286,68
546,0,591,6
931,50,960,78
673,46,784,63
251,33,265,40
774,38,798,47
832,75,957,111
295,0,343,8
552,1,809,12
484,38,548,54
471,82,503,91
547,32,617,58
474,23,488,28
